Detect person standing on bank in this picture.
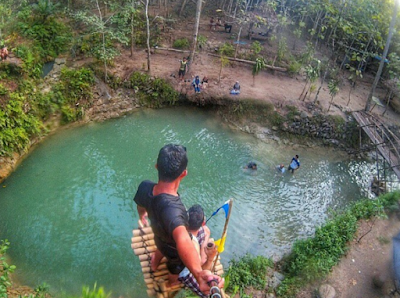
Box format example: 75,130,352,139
133,144,223,296
288,155,300,173
178,57,188,81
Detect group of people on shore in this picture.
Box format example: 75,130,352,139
245,154,301,174
133,144,224,298
191,75,208,93
177,57,240,95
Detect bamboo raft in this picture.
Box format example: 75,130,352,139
131,224,225,298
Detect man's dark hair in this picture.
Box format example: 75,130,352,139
188,204,204,230
157,144,188,182
295,155,299,158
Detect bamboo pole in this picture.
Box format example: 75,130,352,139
147,289,156,296
142,263,167,273
212,199,233,272
132,227,153,236
133,246,157,255
156,47,190,53
143,270,169,279
131,239,155,249
208,53,287,72
132,234,154,242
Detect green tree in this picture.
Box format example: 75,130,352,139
327,79,340,112
218,43,233,82
73,0,129,81
299,59,321,101
252,57,266,86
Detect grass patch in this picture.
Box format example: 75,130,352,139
226,253,273,296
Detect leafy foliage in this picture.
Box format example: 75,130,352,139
219,42,235,57
172,38,190,49
14,2,71,63
226,254,273,294
125,72,179,108
0,240,16,298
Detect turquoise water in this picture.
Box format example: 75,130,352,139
0,107,377,297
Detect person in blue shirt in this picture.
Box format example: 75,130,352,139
192,76,201,93
288,155,300,173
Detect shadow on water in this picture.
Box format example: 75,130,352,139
0,106,393,297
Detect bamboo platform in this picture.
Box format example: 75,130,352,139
352,110,400,179
131,225,225,298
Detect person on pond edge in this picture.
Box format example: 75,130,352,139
178,57,188,81
133,144,224,296
192,76,201,93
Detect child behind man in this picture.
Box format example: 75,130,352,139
151,204,217,297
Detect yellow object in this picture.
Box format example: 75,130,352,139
214,234,226,253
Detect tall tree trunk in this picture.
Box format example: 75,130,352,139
130,0,135,57
365,0,398,111
189,0,202,64
227,0,234,15
234,26,242,59
189,0,202,65
95,0,108,82
314,65,329,104
326,0,346,48
179,0,188,16
328,95,334,111
382,90,393,115
145,0,151,72
299,80,309,100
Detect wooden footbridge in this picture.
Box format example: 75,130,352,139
352,111,400,191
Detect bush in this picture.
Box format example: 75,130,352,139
219,42,235,57
125,71,179,107
226,254,273,294
197,35,207,50
52,67,95,107
0,240,16,297
172,38,190,49
277,191,400,297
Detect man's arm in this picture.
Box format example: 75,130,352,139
173,226,223,294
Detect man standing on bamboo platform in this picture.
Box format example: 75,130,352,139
133,144,223,296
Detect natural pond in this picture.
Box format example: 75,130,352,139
0,107,380,297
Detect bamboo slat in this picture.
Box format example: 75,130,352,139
132,234,154,242
147,289,156,296
142,263,167,273
143,270,169,279
133,226,153,236
131,239,155,249
133,246,157,255
140,258,167,268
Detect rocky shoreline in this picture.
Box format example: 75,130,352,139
0,77,373,183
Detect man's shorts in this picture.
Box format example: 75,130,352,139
178,69,186,76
